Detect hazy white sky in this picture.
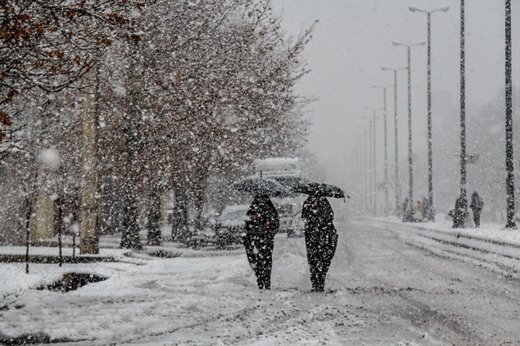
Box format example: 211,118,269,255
272,0,519,188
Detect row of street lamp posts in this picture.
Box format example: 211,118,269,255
366,35,425,218
363,1,515,228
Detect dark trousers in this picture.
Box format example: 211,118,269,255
473,211,481,228
243,232,274,289
304,230,338,292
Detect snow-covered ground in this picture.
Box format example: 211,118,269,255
2,220,520,345
379,216,520,246
366,217,520,280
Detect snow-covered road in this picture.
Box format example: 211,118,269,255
2,220,520,345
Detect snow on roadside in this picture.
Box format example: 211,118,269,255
0,246,128,257
1,232,441,345
375,217,520,247
0,240,269,343
364,217,520,280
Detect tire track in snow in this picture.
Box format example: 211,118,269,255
343,220,486,344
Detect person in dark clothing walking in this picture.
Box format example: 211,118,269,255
301,195,338,292
470,191,484,228
243,194,279,290
449,195,468,228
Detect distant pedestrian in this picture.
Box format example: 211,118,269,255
449,195,468,228
469,191,484,228
414,200,424,221
302,195,338,292
243,194,279,290
402,198,413,222
422,196,433,221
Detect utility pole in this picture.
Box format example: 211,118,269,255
505,0,516,228
365,107,380,215
409,5,450,221
370,113,376,215
460,0,467,205
392,41,425,218
373,85,392,216
358,141,365,214
381,66,407,216
363,127,369,213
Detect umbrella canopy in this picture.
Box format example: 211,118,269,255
271,176,309,191
292,182,346,198
231,176,291,197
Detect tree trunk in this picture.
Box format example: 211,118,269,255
120,179,141,249
24,195,32,274
54,196,63,267
79,65,100,254
172,187,189,241
120,39,142,249
147,182,162,246
193,184,206,233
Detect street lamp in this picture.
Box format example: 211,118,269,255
409,5,450,221
353,128,366,213
458,0,468,227
363,126,370,213
364,107,380,215
359,133,368,214
355,125,370,214
373,84,392,217
409,6,450,14
505,0,516,228
381,66,408,216
392,41,425,219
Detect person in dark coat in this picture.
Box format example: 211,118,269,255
449,195,468,228
402,198,414,222
243,194,279,290
469,191,484,228
301,195,338,292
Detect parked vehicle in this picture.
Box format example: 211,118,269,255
253,158,305,238
276,201,304,237
215,205,249,248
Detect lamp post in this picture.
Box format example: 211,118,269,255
365,107,380,215
392,41,425,218
381,66,407,215
373,84,392,216
363,127,369,213
459,0,468,208
409,5,450,221
505,0,516,228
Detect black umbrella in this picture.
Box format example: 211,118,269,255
231,176,291,197
271,176,309,191
292,182,347,198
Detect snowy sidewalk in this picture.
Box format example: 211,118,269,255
364,217,520,279
0,231,451,345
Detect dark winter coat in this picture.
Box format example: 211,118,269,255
470,193,484,213
455,196,468,211
245,195,279,237
450,195,469,228
302,195,335,233
301,195,338,292
243,195,279,289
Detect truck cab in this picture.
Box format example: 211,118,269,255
254,158,305,237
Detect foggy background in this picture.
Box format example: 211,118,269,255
273,0,520,219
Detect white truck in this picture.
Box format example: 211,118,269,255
254,158,305,237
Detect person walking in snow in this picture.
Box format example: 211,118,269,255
450,195,468,228
402,198,414,222
243,194,279,290
469,191,484,228
302,195,338,292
